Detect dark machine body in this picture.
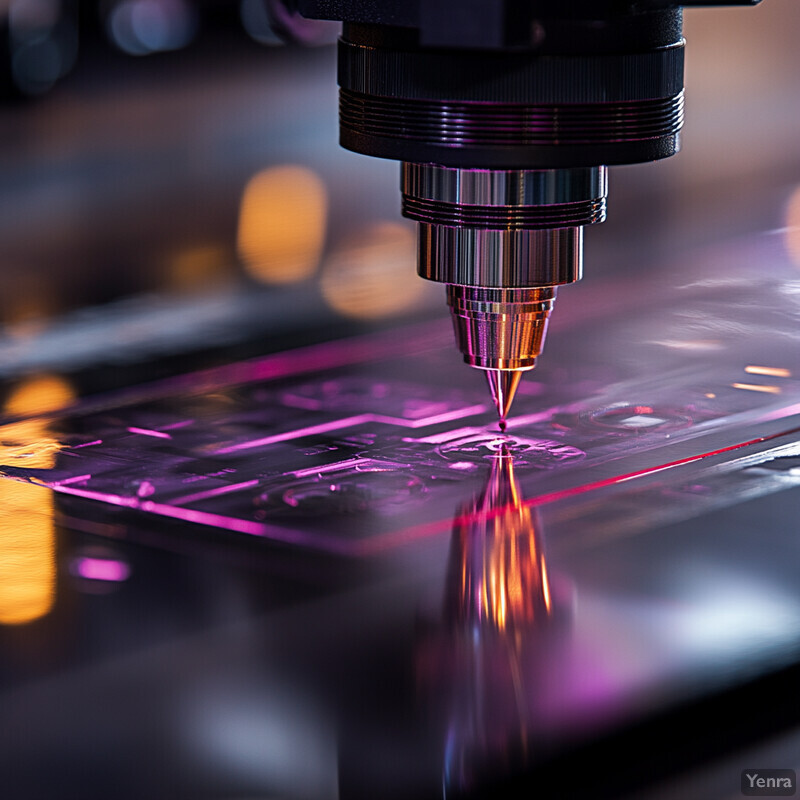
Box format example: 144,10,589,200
279,0,763,424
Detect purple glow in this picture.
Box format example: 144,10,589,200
172,479,260,505
71,439,103,449
136,481,155,498
160,419,195,430
127,427,172,439
72,557,131,582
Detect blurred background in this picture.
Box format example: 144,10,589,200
0,0,797,397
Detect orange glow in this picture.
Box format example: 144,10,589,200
4,374,75,417
491,506,550,630
320,222,423,319
464,503,551,631
744,365,792,378
0,482,56,625
456,456,551,632
168,244,232,291
0,375,74,625
731,382,782,394
237,165,328,284
785,186,800,268
705,393,717,398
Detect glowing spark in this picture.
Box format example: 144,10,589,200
127,427,172,439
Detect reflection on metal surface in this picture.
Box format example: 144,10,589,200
650,338,724,351
0,375,74,625
435,448,568,793
448,450,551,631
320,222,423,319
237,166,328,285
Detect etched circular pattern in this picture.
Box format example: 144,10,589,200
258,469,428,517
437,432,584,469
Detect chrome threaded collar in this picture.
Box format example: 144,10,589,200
402,164,604,289
402,164,607,228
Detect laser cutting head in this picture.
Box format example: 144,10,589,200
285,0,764,422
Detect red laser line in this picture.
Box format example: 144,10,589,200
356,424,800,556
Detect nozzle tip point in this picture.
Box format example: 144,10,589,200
499,419,507,433
485,369,523,424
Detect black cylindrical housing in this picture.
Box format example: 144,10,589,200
336,9,686,170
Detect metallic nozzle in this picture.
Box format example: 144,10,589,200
485,370,522,427
402,164,606,419
447,285,556,372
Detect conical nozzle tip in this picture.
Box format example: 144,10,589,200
486,370,523,428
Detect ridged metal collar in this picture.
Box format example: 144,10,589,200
402,164,607,208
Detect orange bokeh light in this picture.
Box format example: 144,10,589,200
237,165,328,285
0,374,74,625
320,222,423,319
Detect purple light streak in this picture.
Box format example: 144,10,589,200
160,419,195,430
171,479,260,506
53,474,92,486
127,427,172,439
